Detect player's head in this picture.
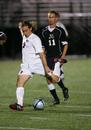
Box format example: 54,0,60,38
21,21,33,37
48,10,60,27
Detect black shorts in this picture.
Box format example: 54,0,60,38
46,56,60,70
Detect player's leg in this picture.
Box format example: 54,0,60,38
50,59,67,82
47,79,60,105
46,61,61,83
47,61,69,101
57,66,69,101
9,63,32,111
45,59,60,104
58,80,69,101
16,75,30,107
9,74,30,111
32,60,60,104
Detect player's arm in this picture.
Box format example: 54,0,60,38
61,44,68,60
39,49,51,74
60,28,69,60
18,22,23,37
41,48,61,83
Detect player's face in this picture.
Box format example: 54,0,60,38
48,13,58,27
22,26,32,37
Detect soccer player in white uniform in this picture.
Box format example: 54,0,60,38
9,21,51,111
9,21,62,111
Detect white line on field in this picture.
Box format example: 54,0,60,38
30,117,48,120
0,103,91,109
64,105,91,109
69,90,91,94
0,126,53,130
75,114,91,117
31,90,91,94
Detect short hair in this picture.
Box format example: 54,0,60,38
48,10,60,18
21,21,37,32
21,21,32,28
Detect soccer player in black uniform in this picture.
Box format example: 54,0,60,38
39,10,69,104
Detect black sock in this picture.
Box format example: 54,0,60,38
50,89,59,101
57,80,66,91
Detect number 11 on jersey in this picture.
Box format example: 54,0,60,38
49,39,55,46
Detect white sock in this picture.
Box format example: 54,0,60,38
16,87,24,106
53,62,60,76
48,84,55,91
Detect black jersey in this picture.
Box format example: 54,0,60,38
41,26,68,58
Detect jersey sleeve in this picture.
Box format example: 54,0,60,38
60,28,68,45
40,35,45,48
33,36,43,54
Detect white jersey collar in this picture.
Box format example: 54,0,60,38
48,26,55,32
24,33,33,40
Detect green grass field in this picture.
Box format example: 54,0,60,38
0,58,91,130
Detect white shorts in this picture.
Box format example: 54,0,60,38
18,60,45,77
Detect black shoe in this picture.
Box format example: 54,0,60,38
53,99,60,105
63,88,69,101
9,103,23,111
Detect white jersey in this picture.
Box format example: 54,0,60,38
19,33,45,76
22,33,43,63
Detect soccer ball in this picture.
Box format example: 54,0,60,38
33,98,45,110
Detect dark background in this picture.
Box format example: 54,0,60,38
0,0,91,59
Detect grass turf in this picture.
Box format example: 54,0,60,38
0,58,91,130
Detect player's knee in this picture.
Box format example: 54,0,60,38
52,75,60,83
16,76,27,87
47,72,60,83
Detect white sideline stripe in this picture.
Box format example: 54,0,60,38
30,117,48,120
0,115,48,121
76,114,91,117
69,90,91,94
64,105,91,109
31,90,91,94
0,103,91,109
0,126,53,130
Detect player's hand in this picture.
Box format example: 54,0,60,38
18,22,22,29
45,66,52,75
58,58,67,64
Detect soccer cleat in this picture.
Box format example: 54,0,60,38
63,88,69,101
9,103,23,111
53,99,60,105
